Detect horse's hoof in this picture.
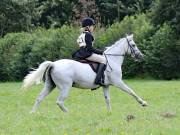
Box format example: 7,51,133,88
142,101,148,107
63,109,69,113
107,111,112,116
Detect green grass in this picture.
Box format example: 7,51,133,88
0,80,180,135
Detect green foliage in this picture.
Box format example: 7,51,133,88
96,0,154,25
145,24,180,79
0,26,79,81
0,0,155,37
35,0,77,28
0,32,33,81
0,0,77,37
0,0,37,37
152,0,180,32
95,14,153,47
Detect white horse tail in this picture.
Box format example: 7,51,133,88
22,61,54,90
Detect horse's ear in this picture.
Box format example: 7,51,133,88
130,34,133,38
126,33,133,39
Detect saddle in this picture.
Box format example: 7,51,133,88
75,59,100,73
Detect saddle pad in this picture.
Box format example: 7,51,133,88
76,60,99,73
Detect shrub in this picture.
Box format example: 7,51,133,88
0,32,32,81
0,26,79,81
145,23,180,79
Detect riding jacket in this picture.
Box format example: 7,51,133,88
72,31,103,59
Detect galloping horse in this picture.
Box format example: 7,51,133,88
22,34,147,113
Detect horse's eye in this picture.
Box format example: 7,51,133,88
132,44,136,47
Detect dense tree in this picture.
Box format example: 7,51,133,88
35,0,76,28
151,0,180,79
96,0,154,25
0,0,36,37
152,0,180,34
0,0,155,36
72,0,101,26
0,0,77,36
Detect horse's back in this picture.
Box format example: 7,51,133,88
51,59,96,85
53,59,93,72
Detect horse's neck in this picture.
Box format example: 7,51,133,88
109,54,124,67
105,38,127,67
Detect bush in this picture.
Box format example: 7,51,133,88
145,23,180,79
0,26,79,81
0,32,32,81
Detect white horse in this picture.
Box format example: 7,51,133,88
22,34,147,113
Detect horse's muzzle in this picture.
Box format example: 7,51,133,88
135,53,144,61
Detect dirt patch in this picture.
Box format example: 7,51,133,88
161,112,176,118
126,114,135,122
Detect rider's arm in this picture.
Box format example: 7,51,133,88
85,33,103,55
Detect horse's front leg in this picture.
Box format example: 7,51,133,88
103,86,112,111
111,75,147,106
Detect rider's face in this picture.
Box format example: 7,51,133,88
89,25,94,32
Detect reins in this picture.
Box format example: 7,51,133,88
104,37,135,72
104,53,126,72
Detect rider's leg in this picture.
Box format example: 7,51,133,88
94,63,106,85
86,53,106,64
86,54,106,85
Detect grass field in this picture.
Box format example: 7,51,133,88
0,79,180,135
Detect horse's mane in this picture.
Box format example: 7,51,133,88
105,38,125,52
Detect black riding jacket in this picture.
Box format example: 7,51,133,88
72,31,103,59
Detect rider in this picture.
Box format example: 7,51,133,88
72,17,106,86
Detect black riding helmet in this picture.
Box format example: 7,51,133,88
81,18,95,27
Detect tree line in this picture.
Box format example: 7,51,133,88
0,0,154,37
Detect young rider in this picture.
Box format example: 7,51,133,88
72,17,106,86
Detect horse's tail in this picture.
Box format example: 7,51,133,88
22,61,53,90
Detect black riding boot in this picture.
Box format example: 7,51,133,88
94,63,106,86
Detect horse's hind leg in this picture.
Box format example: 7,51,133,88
56,83,72,113
31,81,55,113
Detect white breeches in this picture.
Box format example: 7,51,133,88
86,54,106,64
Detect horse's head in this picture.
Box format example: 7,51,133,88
125,34,144,61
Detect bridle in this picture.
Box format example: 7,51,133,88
104,37,137,72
